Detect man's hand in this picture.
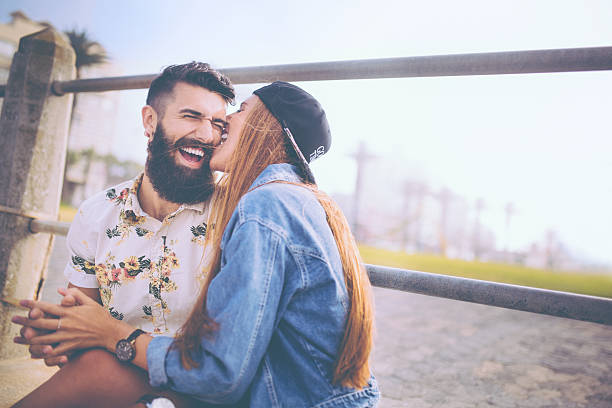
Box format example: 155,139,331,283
12,287,130,358
13,289,77,367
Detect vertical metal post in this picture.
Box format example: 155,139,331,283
0,28,75,359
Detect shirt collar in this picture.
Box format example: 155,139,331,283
179,201,208,214
248,163,303,191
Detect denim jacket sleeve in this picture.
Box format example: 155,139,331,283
147,217,294,404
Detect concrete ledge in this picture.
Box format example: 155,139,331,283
0,356,57,407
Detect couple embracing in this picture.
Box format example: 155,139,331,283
13,62,378,408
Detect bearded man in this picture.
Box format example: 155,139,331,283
18,62,235,366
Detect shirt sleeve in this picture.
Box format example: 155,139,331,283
146,219,292,404
63,202,100,288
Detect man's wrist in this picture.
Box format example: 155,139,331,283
106,320,134,353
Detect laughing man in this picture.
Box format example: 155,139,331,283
19,62,235,366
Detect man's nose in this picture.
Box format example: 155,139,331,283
194,119,217,145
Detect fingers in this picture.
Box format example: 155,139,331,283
29,338,79,357
44,355,69,367
22,331,65,346
63,287,95,305
19,325,47,341
14,328,59,348
12,315,61,332
19,299,66,317
15,325,49,348
13,335,28,345
60,294,77,307
30,344,53,359
58,287,76,306
13,335,54,359
28,307,44,320
23,337,70,364
49,340,81,357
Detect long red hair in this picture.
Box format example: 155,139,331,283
173,98,374,388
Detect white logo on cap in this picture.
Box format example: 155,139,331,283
310,146,325,162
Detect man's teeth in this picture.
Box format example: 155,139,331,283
180,147,204,157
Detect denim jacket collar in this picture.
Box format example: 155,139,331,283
249,163,304,192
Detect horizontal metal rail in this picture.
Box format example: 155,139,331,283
1,46,611,97
25,219,612,325
29,219,70,236
367,264,612,326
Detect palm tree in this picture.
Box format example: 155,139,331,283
64,29,108,124
64,29,108,78
61,29,108,205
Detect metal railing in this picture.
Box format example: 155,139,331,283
21,218,612,326
3,45,612,326
29,219,70,236
367,265,612,325
1,46,611,97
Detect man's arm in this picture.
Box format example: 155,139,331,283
18,198,102,364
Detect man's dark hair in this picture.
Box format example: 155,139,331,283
146,62,235,117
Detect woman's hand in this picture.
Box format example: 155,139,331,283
13,290,78,366
12,287,133,357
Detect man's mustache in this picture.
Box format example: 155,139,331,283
172,137,216,153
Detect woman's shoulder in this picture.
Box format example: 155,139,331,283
235,180,326,238
239,163,317,212
240,181,319,217
229,164,330,242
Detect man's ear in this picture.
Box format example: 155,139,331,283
142,105,158,142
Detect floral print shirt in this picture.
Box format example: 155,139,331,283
64,175,209,335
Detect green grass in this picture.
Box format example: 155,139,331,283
59,203,77,222
359,245,612,299
54,206,612,298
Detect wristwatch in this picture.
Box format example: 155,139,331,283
146,397,176,408
115,329,145,362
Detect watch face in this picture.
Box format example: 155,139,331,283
115,339,135,362
150,397,176,408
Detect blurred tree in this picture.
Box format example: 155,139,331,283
64,29,108,78
436,187,452,257
61,29,109,204
504,202,516,262
472,198,485,260
350,141,376,243
63,29,108,124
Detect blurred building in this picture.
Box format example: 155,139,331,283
343,143,485,258
342,143,584,270
0,11,49,110
1,10,137,208
61,59,123,207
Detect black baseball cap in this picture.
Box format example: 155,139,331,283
253,81,331,184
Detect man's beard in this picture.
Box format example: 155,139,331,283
145,125,215,204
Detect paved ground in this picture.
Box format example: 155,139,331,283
371,287,612,407
2,237,611,407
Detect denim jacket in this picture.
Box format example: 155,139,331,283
147,163,379,407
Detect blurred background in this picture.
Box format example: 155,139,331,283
1,0,611,297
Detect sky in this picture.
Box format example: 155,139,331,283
1,0,611,267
